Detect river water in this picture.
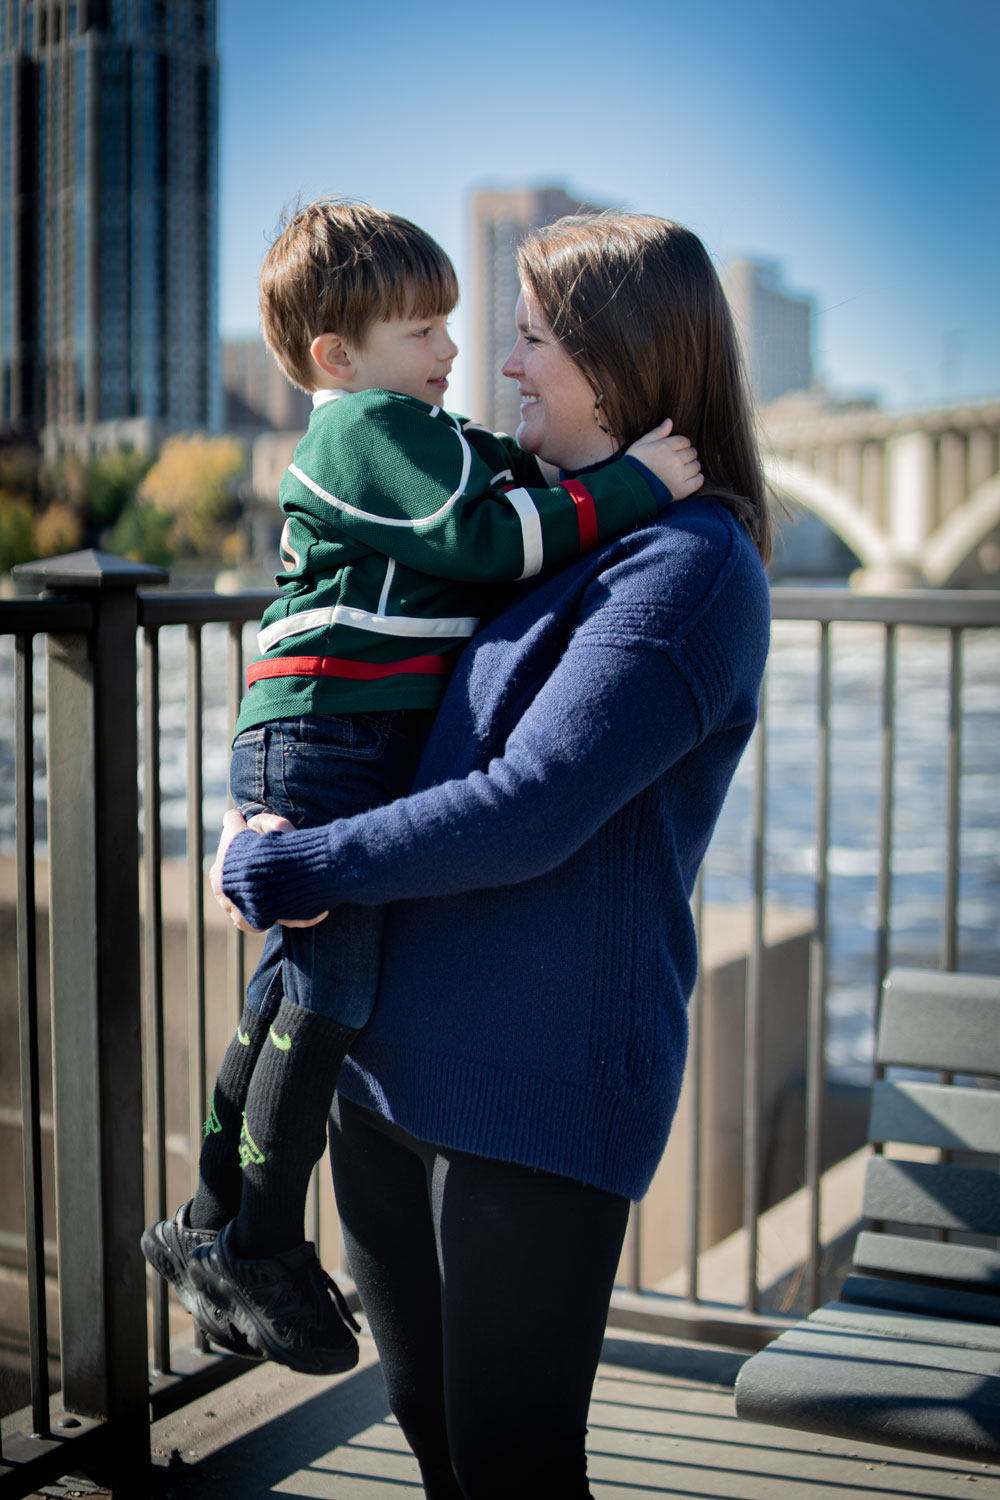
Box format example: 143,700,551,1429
1,616,997,1081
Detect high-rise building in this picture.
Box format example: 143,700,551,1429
0,0,219,451
222,337,310,441
469,185,605,434
722,259,813,407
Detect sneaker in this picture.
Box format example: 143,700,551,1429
188,1222,361,1376
140,1201,262,1360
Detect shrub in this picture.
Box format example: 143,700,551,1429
107,500,175,568
0,493,37,573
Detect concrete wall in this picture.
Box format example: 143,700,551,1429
631,904,823,1287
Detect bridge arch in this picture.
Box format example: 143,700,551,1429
763,457,895,572
923,475,1000,587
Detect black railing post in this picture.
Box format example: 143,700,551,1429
14,549,166,1488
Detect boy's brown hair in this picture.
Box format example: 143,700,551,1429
517,212,772,563
259,198,459,391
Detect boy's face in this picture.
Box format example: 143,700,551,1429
346,313,458,406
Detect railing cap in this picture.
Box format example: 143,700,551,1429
13,548,169,592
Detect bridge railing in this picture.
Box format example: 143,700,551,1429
1,551,998,1495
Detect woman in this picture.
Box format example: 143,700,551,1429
213,212,772,1499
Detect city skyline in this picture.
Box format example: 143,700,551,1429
469,186,600,433
0,0,219,446
722,260,814,408
217,0,999,420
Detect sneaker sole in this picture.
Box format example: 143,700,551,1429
140,1223,199,1311
190,1259,360,1376
141,1222,263,1361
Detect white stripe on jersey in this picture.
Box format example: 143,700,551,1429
377,557,396,616
279,518,301,571
287,418,473,529
501,488,544,578
258,604,478,654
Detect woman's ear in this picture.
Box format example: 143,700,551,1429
310,333,354,384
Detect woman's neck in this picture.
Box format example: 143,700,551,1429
559,430,618,474
559,441,626,480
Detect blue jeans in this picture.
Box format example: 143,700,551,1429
230,712,433,1029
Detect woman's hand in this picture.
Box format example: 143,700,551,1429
627,418,702,501
209,809,329,932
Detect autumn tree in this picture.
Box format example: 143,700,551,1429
137,433,246,555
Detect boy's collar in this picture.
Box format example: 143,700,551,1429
312,388,349,408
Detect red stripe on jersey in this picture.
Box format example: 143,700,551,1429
559,479,599,551
247,654,451,687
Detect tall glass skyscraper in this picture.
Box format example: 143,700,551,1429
721,259,814,407
468,187,604,437
0,0,219,447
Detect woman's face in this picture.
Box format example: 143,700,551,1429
501,291,616,472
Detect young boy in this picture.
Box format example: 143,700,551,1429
141,198,701,1375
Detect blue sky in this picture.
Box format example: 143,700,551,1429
218,0,999,414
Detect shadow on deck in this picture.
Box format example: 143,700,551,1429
27,1326,995,1500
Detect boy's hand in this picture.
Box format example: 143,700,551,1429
626,418,702,501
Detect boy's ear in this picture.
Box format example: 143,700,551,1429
309,333,354,382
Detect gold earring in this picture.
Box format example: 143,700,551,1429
594,393,611,433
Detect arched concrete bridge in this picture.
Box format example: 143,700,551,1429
762,399,1000,588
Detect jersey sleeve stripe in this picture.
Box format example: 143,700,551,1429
559,478,600,552
501,487,545,579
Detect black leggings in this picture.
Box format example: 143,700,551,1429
329,1096,630,1500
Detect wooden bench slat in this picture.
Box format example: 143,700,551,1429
841,1272,1000,1325
734,970,1000,1462
733,1343,1000,1463
877,970,1000,1076
863,1156,1000,1234
853,1230,1000,1289
869,1078,1000,1153
811,1300,1000,1354
778,1322,1000,1378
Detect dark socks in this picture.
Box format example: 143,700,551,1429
233,999,358,1259
190,1004,270,1231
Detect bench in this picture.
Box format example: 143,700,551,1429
734,966,1000,1463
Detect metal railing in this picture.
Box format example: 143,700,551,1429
1,551,998,1494
609,586,1000,1348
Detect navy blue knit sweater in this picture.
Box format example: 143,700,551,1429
221,497,771,1200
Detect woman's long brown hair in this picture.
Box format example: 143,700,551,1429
517,213,772,563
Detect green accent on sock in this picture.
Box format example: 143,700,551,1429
239,1112,266,1170
237,1025,251,1045
269,1025,292,1052
203,1092,222,1136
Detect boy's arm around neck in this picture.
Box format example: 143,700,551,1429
281,390,664,587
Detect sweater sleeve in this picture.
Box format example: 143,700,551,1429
221,607,711,927
283,395,662,584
